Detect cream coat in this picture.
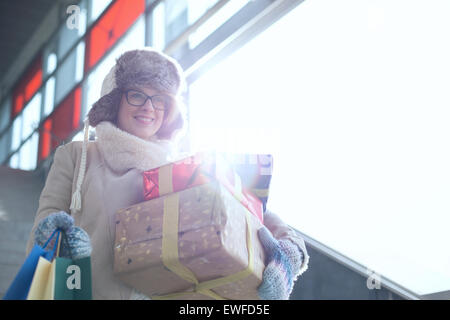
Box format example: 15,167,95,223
26,121,309,300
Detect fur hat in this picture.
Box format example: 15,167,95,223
70,48,187,214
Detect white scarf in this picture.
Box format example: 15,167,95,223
95,121,178,173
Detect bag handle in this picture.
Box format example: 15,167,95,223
55,231,62,258
43,229,62,261
43,228,74,260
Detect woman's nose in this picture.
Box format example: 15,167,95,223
141,98,156,111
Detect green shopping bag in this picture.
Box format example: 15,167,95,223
43,256,92,300
27,230,92,300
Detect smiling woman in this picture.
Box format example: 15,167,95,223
25,48,189,300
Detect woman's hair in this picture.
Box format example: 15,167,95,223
155,93,187,140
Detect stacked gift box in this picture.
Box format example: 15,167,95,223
113,152,273,300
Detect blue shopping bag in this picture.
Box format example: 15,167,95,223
3,229,61,300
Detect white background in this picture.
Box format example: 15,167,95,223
189,0,450,295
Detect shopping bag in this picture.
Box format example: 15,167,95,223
27,230,62,300
27,230,92,300
2,229,60,300
44,256,92,300
26,256,52,299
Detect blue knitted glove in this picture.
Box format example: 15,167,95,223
34,211,92,259
257,226,304,300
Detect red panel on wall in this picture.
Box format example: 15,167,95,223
38,119,52,162
12,54,43,118
73,87,81,130
38,86,82,162
25,69,43,101
84,0,145,73
50,86,82,151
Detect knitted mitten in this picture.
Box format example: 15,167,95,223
257,226,304,300
34,211,92,259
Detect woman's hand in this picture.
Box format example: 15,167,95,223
257,226,304,300
34,211,92,259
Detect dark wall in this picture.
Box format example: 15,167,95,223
0,166,45,297
290,243,404,300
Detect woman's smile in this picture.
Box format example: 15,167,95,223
134,115,155,125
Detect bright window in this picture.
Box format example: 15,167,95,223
21,92,41,140
76,41,85,83
19,132,38,171
89,0,112,24
151,1,166,51
46,53,57,74
165,0,188,45
43,77,56,117
188,0,245,49
187,0,219,24
189,0,450,295
11,115,22,151
9,153,19,169
55,43,84,106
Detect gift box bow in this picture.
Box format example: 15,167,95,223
143,152,272,224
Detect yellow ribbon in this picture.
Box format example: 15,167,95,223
230,171,244,202
152,164,254,300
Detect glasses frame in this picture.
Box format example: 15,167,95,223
123,89,169,111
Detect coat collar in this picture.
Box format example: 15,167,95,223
95,121,178,173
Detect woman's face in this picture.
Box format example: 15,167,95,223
117,86,165,141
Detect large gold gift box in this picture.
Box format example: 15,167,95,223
113,181,266,300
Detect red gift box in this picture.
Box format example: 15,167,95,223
143,152,264,224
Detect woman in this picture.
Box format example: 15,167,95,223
25,48,309,300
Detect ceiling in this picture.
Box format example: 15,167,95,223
0,0,77,83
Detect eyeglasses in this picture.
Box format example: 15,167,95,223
124,89,170,111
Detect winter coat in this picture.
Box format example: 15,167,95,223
26,121,309,300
